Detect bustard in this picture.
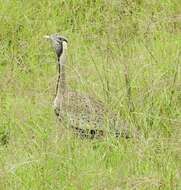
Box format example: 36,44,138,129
44,34,131,138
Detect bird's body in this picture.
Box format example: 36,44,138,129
44,34,131,138
55,89,129,138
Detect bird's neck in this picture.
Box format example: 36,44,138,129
57,43,67,97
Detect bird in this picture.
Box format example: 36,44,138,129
44,34,131,139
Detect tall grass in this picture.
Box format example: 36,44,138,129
0,0,180,189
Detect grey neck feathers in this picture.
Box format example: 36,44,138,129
57,42,67,96
59,62,66,93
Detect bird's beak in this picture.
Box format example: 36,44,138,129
43,35,51,39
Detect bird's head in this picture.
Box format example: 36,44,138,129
44,34,68,60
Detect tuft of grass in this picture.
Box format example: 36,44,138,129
0,0,180,189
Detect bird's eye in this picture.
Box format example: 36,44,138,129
56,39,62,44
54,40,62,47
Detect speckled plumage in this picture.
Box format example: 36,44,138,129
55,90,130,138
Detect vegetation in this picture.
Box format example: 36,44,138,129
0,0,180,189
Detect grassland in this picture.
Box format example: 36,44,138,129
0,0,181,189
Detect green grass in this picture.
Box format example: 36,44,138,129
0,0,181,189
